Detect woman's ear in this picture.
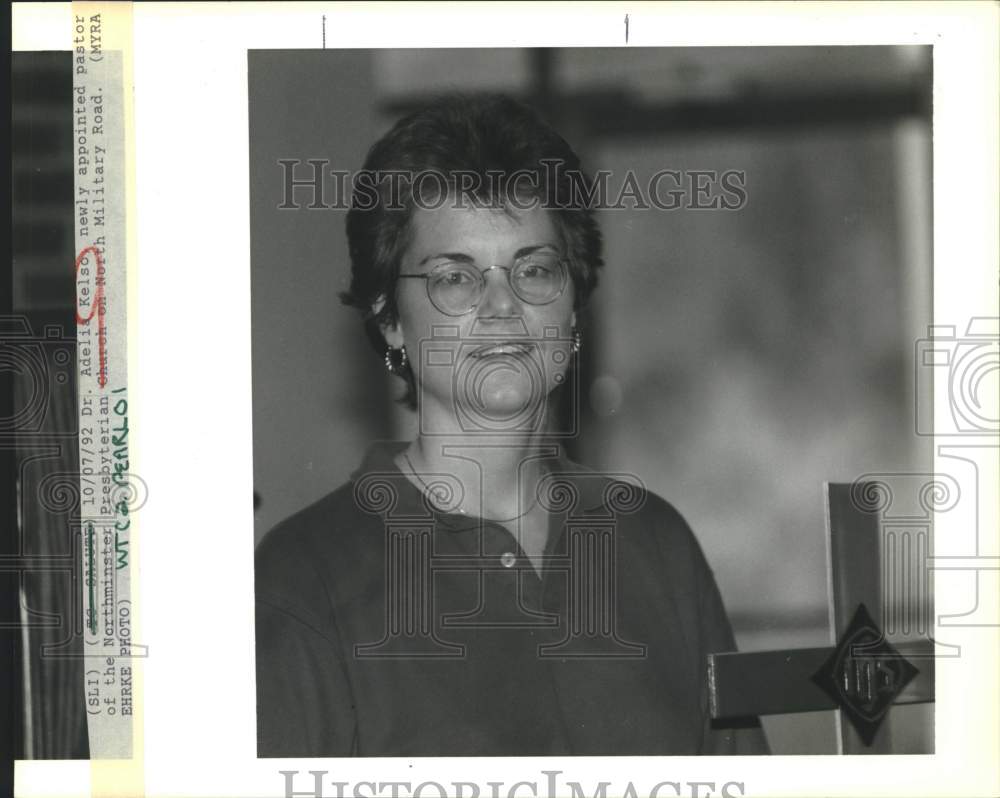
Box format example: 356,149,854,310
372,296,404,349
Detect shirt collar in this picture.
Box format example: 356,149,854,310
350,439,615,529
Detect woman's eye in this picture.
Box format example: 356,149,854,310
440,269,471,286
520,263,551,279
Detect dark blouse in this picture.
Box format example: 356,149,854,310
255,442,767,756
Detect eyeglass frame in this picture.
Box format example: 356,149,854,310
397,254,571,317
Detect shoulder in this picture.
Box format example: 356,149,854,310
636,490,708,562
256,481,361,561
254,480,376,612
549,457,707,564
626,488,717,601
554,459,719,598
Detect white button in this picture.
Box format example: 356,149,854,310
500,552,517,568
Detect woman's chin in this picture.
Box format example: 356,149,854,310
458,378,544,428
477,386,533,414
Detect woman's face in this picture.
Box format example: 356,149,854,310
381,201,577,434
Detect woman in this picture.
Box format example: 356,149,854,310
255,94,767,756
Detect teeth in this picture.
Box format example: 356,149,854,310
472,342,533,357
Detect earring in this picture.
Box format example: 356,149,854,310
571,328,582,355
384,345,408,374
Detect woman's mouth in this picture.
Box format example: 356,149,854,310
468,341,536,359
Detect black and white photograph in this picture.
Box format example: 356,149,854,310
7,3,999,797
250,46,934,757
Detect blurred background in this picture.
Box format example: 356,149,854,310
250,46,933,754
10,51,89,759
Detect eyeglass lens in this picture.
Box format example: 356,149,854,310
427,254,567,315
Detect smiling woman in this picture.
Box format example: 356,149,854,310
389,205,575,441
253,93,768,757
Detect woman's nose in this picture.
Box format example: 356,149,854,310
478,267,519,316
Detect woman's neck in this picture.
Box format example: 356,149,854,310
401,435,556,522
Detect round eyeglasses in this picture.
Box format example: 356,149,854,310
398,252,569,316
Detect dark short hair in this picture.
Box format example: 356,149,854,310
340,93,604,408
